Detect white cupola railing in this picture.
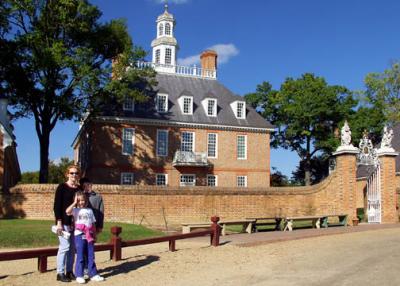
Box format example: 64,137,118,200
136,61,217,80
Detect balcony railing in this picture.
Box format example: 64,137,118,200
136,61,217,79
172,151,210,167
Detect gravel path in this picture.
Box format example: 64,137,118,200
1,228,400,286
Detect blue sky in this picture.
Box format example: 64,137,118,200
14,0,400,177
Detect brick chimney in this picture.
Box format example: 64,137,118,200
200,50,218,72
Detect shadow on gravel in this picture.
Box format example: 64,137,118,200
99,255,159,278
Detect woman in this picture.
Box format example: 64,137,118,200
53,165,81,282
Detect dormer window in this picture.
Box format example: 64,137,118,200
123,96,134,112
158,23,164,36
207,99,217,116
230,100,246,119
165,23,171,35
156,93,168,113
201,98,217,117
179,96,193,115
237,102,245,118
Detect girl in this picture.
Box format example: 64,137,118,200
66,192,105,283
53,165,81,282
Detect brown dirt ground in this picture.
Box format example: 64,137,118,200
1,228,400,286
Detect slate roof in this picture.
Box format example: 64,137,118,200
102,73,274,131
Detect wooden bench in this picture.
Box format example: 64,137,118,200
246,217,283,232
218,219,256,236
181,222,211,234
283,216,322,231
320,214,348,228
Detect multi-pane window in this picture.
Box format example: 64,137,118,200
237,176,247,187
155,49,160,64
165,23,171,35
237,135,247,159
158,23,164,36
181,132,194,152
207,133,217,158
207,99,217,116
123,96,134,111
207,175,217,187
237,101,245,119
182,96,193,114
156,94,168,113
157,130,168,157
121,173,134,185
122,128,135,155
156,174,168,186
180,174,195,186
165,48,172,65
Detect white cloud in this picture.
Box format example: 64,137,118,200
178,43,239,66
178,54,200,66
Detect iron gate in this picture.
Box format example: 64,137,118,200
367,164,381,223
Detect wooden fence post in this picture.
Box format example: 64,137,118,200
210,216,221,247
38,255,47,273
110,226,122,261
169,239,176,252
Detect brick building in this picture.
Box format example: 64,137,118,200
0,97,21,192
73,5,274,187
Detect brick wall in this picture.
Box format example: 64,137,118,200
3,152,397,227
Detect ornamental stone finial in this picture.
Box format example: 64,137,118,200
381,126,394,149
377,125,396,154
340,120,352,146
334,120,358,154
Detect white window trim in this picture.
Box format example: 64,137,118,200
156,93,168,113
179,95,193,115
123,97,135,112
237,176,247,187
181,131,195,152
180,174,196,186
156,173,168,186
122,128,135,155
202,98,217,117
158,23,164,36
230,100,246,119
156,129,169,157
207,133,218,159
207,174,218,187
155,49,161,64
121,172,134,185
165,23,171,35
237,134,247,160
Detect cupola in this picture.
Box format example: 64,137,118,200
151,4,179,74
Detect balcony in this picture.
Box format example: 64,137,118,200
172,151,210,167
136,61,217,79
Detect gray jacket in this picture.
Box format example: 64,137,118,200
87,191,104,229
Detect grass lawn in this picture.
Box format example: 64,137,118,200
0,219,164,249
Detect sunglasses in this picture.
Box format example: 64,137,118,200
69,172,80,175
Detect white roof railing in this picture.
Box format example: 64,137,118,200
136,61,217,80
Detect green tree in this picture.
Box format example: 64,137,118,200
48,157,74,183
245,74,357,185
291,154,330,185
20,157,74,184
270,167,289,187
20,171,39,183
364,61,400,124
1,0,154,183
